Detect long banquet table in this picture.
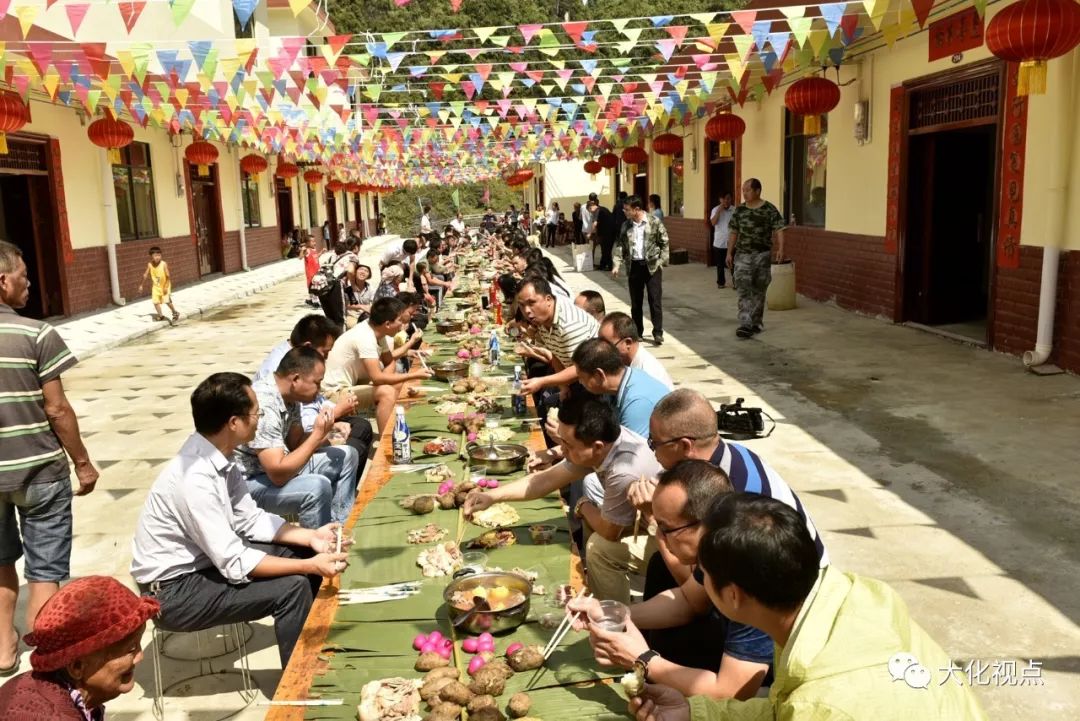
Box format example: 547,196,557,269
267,294,628,720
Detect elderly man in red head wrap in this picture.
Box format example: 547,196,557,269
0,575,158,719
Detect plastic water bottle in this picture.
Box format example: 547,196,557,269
392,405,412,463
512,365,527,417
488,331,501,365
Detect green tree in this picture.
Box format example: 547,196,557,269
381,181,525,236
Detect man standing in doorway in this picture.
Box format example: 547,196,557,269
613,196,668,345
0,241,98,675
727,179,785,339
710,193,734,289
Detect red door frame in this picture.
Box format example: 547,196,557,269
183,159,227,276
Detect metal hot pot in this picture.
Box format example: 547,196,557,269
444,570,532,635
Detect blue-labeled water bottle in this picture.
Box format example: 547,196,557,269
392,405,412,463
488,331,501,365
512,365,527,417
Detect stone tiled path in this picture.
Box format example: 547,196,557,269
7,238,1077,719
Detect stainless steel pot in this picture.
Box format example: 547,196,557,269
467,442,528,475
435,319,465,334
444,570,532,635
432,361,469,382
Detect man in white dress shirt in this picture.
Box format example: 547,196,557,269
710,192,734,289
131,372,349,667
598,312,674,390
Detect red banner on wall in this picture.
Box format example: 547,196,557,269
884,85,904,255
928,7,985,62
996,64,1027,269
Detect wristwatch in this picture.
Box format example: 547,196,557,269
635,650,661,682
573,497,592,519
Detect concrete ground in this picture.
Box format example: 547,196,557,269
5,238,1076,719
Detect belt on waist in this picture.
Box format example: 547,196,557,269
137,577,182,596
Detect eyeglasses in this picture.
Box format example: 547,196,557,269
647,433,715,451
656,520,700,538
244,410,265,420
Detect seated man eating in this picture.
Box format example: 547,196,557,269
572,337,669,437
571,461,774,702
628,493,987,721
255,313,372,481
598,312,674,390
465,396,661,604
236,347,359,529
132,372,349,668
322,297,432,433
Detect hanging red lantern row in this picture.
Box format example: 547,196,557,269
784,76,841,135
583,159,602,178
303,169,324,185
704,111,746,158
986,0,1080,96
346,182,362,194
597,152,619,169
86,113,134,165
240,154,268,176
621,146,648,167
326,179,344,193
0,89,29,155
275,160,299,187
185,140,219,176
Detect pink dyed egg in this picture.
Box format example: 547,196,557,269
462,637,479,654
413,634,428,651
467,655,487,675
505,642,524,657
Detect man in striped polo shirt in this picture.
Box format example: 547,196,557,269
517,276,599,397
0,241,98,675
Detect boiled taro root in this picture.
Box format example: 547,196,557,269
415,651,450,671
438,681,474,706
470,707,506,721
427,701,462,720
507,693,531,718
437,492,457,510
484,659,515,680
507,646,544,672
412,496,436,515
423,667,459,683
420,676,455,704
467,695,497,713
468,665,506,696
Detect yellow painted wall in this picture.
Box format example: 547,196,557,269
542,160,615,210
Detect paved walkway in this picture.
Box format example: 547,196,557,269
54,234,401,361
8,238,1075,719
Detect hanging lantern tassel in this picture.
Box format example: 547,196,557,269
0,133,8,155
719,141,732,158
285,177,292,188
198,164,209,176
1018,59,1047,96
108,148,121,164
803,114,822,136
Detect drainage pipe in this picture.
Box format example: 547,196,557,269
100,148,125,306
1023,50,1075,367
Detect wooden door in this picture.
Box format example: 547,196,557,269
192,181,221,276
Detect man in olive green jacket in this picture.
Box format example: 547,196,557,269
629,494,987,721
613,196,669,345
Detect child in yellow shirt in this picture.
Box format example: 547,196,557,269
138,246,179,322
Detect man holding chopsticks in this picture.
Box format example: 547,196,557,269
464,396,660,604
131,372,350,668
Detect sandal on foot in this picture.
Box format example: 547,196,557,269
0,631,21,677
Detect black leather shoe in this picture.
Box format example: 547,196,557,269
736,326,754,339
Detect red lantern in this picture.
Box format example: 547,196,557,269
784,76,841,135
326,179,344,193
275,161,299,187
346,182,362,193
621,146,648,166
651,133,682,168
583,159,603,178
0,90,28,155
987,0,1080,95
185,140,219,176
87,114,134,165
303,169,324,185
240,154,268,176
597,152,619,169
704,112,745,158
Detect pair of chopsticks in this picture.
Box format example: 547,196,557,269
338,581,422,604
527,587,592,689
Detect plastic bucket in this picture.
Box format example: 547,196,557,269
766,261,796,310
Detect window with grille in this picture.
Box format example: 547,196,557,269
241,176,261,228
909,73,999,131
783,110,828,227
113,142,158,240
